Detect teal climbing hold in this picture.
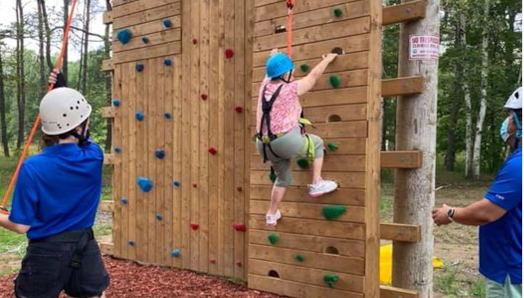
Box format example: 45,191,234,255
327,142,339,151
114,147,122,153
135,112,144,121
137,176,153,192
322,205,347,220
121,198,127,205
295,255,306,262
296,158,310,169
329,75,342,88
333,8,343,18
117,29,132,44
112,99,121,107
136,64,144,72
269,167,277,183
300,64,310,72
164,112,172,119
155,149,166,160
174,180,181,187
324,274,339,288
142,37,149,44
163,18,172,28
156,214,163,221
172,249,180,257
268,234,279,245
164,59,172,66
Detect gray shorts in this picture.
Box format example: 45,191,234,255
256,126,324,187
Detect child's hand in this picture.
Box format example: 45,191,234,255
48,69,59,85
270,48,279,56
322,53,338,63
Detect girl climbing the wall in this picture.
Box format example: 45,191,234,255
0,71,109,298
256,49,339,227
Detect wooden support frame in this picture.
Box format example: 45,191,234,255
99,201,114,213
382,1,426,26
103,11,113,24
103,154,117,165
101,59,114,72
380,223,421,243
381,76,424,97
102,107,115,118
380,286,419,298
380,151,422,169
99,241,114,255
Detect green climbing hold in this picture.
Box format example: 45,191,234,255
296,158,310,169
300,64,310,73
333,8,343,18
322,205,347,220
295,255,306,262
327,142,339,151
268,234,279,245
324,274,339,288
269,167,277,183
330,75,342,88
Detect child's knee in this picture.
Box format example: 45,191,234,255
275,175,293,187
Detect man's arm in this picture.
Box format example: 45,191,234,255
432,199,507,226
0,213,30,234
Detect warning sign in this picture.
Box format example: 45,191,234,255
409,35,440,61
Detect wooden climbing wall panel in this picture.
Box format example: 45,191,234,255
109,0,253,278
248,0,381,297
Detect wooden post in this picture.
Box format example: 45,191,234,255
392,0,439,297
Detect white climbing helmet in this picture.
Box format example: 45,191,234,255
40,87,92,135
504,87,522,110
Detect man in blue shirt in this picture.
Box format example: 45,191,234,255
433,87,522,298
0,72,109,298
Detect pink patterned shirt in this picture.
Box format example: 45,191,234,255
256,78,302,136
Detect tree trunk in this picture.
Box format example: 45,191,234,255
81,0,90,94
472,0,490,179
0,51,10,157
461,13,474,178
63,0,69,83
39,0,54,70
16,0,25,150
104,0,113,152
392,0,439,297
37,0,46,97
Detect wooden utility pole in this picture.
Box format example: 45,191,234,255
392,0,440,297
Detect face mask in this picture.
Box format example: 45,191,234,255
500,118,511,142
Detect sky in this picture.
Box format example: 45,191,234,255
0,0,107,61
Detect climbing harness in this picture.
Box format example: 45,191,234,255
257,84,286,163
286,0,295,57
0,0,79,215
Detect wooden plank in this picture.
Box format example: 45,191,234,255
248,274,363,298
254,0,369,37
155,57,166,265
249,259,365,293
103,11,113,24
380,223,421,243
172,55,182,268
103,154,116,165
98,201,114,213
146,60,157,264
381,76,424,97
382,1,426,26
251,155,366,172
127,58,138,262
101,107,114,118
255,0,363,22
251,104,367,125
113,2,182,29
112,0,180,18
380,286,419,298
99,241,114,255
250,185,366,206
250,215,365,240
254,17,370,52
102,59,114,72
111,63,123,258
254,0,280,7
250,200,365,223
307,121,368,139
249,244,364,275
249,229,365,258
113,28,181,53
114,41,182,65
380,151,423,169
114,15,181,43
120,62,131,260
251,170,365,188
113,0,139,7
252,137,367,156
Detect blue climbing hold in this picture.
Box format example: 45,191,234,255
128,240,135,246
174,180,181,187
117,29,132,45
164,59,172,66
121,198,128,205
112,99,121,107
142,37,149,44
136,64,144,72
155,149,166,160
164,112,172,119
156,214,163,221
137,176,153,192
114,147,122,154
172,249,180,257
163,19,172,28
135,112,144,121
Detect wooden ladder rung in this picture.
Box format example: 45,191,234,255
104,154,117,165
98,241,114,255
101,59,114,72
381,285,419,298
383,1,427,26
380,223,421,242
98,201,114,213
381,151,422,169
102,11,113,25
382,76,425,97
102,107,115,118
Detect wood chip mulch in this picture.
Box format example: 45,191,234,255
0,256,284,298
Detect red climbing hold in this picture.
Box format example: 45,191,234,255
192,38,198,44
225,49,234,59
236,186,243,192
232,224,247,232
192,183,197,188
208,147,218,155
210,258,216,264
190,223,199,230
234,106,244,113
236,261,242,267
201,94,208,101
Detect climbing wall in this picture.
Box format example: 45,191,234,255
248,0,382,297
107,0,253,278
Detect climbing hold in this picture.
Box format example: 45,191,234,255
172,249,180,257
164,112,172,119
201,94,208,101
295,255,306,262
236,261,242,267
324,274,339,288
210,258,216,264
296,158,310,169
156,214,163,221
268,234,279,245
155,149,166,160
327,142,339,151
192,183,197,188
121,198,128,205
225,49,234,59
136,64,144,72
236,186,243,192
114,147,122,154
112,99,121,107
137,176,153,192
333,8,343,18
329,75,342,88
232,224,247,232
208,147,218,155
135,112,144,121
269,167,277,183
164,58,172,66
117,29,132,45
190,223,199,230
300,64,310,72
174,180,181,187
322,205,347,220
234,106,244,113
192,38,198,45
163,18,172,28
142,37,149,44
128,240,135,246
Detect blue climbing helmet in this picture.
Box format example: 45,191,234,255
266,53,294,79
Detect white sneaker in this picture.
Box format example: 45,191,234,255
266,210,282,226
309,180,338,198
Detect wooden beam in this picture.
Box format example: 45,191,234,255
101,107,115,118
383,1,426,26
103,11,113,24
104,154,116,165
382,76,424,97
99,241,114,255
380,223,421,243
99,201,114,213
380,151,423,169
381,285,419,298
101,59,114,72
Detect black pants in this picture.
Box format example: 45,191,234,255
14,235,109,298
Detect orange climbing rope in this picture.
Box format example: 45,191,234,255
0,0,79,215
286,0,295,57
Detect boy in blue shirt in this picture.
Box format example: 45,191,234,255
0,72,109,298
433,87,522,297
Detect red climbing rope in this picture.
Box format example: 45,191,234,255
286,0,295,57
0,0,79,215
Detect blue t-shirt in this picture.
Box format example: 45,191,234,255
479,148,522,284
9,141,103,240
